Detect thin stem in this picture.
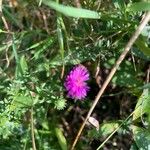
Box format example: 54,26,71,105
31,107,37,150
0,0,10,32
71,11,150,150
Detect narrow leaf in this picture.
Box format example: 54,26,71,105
55,127,67,150
20,55,28,74
133,89,150,121
42,0,100,19
135,37,150,57
127,2,150,12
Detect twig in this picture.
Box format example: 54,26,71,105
31,107,37,150
71,11,150,150
131,53,136,71
0,0,10,32
146,65,150,83
61,62,65,79
1,15,10,31
40,9,50,34
5,46,10,68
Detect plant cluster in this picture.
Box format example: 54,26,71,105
0,0,150,149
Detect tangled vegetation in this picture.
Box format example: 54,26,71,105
0,0,150,150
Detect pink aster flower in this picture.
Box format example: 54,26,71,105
64,65,90,100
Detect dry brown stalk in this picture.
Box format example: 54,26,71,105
0,0,10,32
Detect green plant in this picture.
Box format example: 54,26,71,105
0,0,150,150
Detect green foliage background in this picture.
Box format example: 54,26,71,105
0,0,150,149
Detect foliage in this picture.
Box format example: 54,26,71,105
0,0,150,149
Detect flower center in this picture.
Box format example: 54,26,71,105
76,77,83,86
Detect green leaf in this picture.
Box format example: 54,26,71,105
135,37,150,57
88,122,120,139
3,7,23,29
32,37,55,59
127,2,150,12
132,48,150,61
57,17,64,59
42,0,100,19
99,122,120,136
138,83,150,90
113,0,126,10
13,93,33,108
55,127,67,150
133,89,150,121
132,126,150,150
20,55,28,74
26,37,54,51
0,29,8,33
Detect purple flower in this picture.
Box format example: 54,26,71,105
64,65,90,100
